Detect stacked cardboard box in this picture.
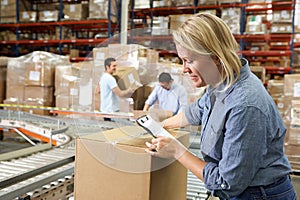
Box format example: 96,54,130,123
270,10,293,34
282,74,300,146
19,11,37,23
221,7,241,34
198,0,218,5
133,0,150,9
39,10,59,22
169,14,193,31
89,0,118,23
245,15,267,34
0,0,17,23
74,125,189,200
63,3,89,21
0,0,30,23
5,51,70,115
219,0,241,3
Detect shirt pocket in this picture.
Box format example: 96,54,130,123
201,114,225,157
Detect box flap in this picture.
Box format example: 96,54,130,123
80,125,188,148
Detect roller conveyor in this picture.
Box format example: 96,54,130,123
0,146,75,190
0,109,210,200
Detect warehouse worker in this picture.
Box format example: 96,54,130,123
97,57,134,121
145,13,296,199
143,72,187,115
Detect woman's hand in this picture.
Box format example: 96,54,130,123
145,136,187,160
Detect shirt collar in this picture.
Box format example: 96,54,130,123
207,58,250,101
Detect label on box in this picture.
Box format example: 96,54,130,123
294,82,300,97
2,0,8,5
79,79,92,106
96,52,104,60
23,12,29,19
29,71,40,81
128,73,135,84
70,5,75,12
70,88,78,96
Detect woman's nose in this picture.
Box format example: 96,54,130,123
182,62,190,73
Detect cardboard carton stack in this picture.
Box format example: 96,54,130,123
5,51,70,115
74,125,189,200
54,61,102,112
169,14,193,31
267,79,284,114
270,10,293,34
245,15,267,34
0,0,30,23
63,3,89,21
295,1,300,33
19,11,37,23
221,7,241,34
133,0,150,9
89,0,118,23
54,64,80,110
282,74,300,170
198,0,218,5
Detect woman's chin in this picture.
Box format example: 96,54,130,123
193,81,205,88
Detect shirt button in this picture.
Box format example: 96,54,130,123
221,184,226,188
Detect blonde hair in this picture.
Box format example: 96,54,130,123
172,13,242,89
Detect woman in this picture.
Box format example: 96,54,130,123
145,13,296,199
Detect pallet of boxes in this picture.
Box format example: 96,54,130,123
4,51,70,115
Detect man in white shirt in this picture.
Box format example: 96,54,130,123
97,58,134,121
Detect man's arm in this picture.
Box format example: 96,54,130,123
112,86,134,98
96,83,100,94
143,104,150,111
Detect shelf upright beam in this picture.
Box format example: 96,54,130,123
239,0,248,54
149,0,154,49
290,0,296,72
15,0,20,56
194,0,198,13
129,0,135,44
58,0,63,54
108,0,112,41
120,0,129,44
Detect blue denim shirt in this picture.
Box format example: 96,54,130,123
185,59,291,199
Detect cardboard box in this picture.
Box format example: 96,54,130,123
20,11,37,23
24,62,55,86
55,95,70,109
39,10,59,22
63,4,89,21
284,74,300,97
6,84,24,102
24,86,54,104
169,14,193,30
74,126,189,200
268,79,284,97
250,66,266,83
114,67,141,90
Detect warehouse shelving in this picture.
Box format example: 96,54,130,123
0,0,117,60
129,0,296,76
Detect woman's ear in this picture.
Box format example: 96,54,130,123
211,54,222,68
